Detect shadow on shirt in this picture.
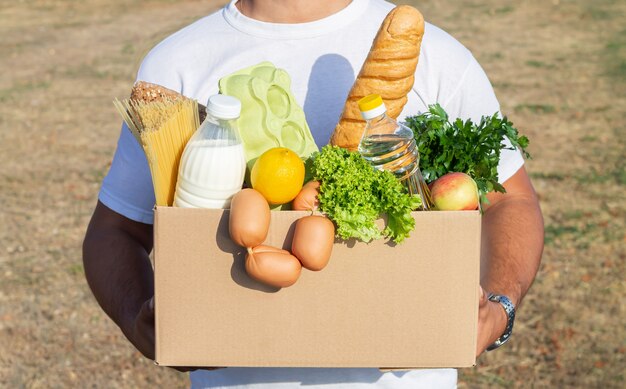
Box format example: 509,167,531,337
303,54,355,147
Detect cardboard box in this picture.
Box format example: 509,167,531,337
154,207,481,368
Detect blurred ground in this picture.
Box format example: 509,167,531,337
0,0,624,387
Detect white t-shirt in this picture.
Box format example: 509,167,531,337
99,0,524,387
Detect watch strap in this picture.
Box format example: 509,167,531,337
486,293,516,351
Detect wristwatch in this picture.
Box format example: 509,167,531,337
486,293,516,351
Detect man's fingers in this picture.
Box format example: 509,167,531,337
171,366,197,373
131,299,156,360
139,297,155,321
478,286,488,307
170,366,224,373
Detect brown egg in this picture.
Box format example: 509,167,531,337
245,245,302,288
229,189,270,248
291,215,335,271
292,180,320,211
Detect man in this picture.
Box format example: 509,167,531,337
83,0,544,387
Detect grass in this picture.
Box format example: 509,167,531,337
576,165,626,185
584,8,612,20
526,60,555,69
84,167,108,184
514,103,556,114
579,135,598,142
530,171,567,181
0,81,51,103
67,264,84,276
121,42,135,55
494,6,514,15
604,29,626,86
544,223,597,246
584,105,611,113
61,63,127,81
561,210,588,221
602,224,624,242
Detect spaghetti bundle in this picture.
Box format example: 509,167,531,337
114,95,199,206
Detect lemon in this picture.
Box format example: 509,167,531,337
251,147,305,205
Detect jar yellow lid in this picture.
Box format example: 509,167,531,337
358,94,384,113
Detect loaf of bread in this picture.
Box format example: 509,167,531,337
330,5,424,150
130,81,207,122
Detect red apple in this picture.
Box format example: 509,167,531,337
430,172,479,211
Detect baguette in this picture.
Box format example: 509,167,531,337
330,5,424,151
130,81,207,122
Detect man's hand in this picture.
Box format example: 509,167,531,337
131,297,156,360
476,287,507,357
131,297,200,372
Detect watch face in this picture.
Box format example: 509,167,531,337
488,293,500,302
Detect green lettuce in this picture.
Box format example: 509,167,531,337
310,146,421,243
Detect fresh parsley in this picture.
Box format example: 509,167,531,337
310,146,421,243
404,104,530,197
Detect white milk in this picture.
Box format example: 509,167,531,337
174,139,246,209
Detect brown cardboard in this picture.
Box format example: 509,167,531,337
154,207,480,368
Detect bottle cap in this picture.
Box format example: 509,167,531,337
358,94,387,120
207,94,241,119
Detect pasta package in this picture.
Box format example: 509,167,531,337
114,93,199,206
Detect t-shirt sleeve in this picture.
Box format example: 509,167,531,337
98,46,184,224
443,57,525,184
98,123,156,224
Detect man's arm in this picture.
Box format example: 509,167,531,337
476,166,544,355
82,201,156,359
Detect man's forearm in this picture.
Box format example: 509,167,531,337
480,193,544,306
82,202,154,349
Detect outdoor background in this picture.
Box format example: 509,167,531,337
1,0,624,387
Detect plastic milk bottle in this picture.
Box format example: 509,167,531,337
174,95,246,209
